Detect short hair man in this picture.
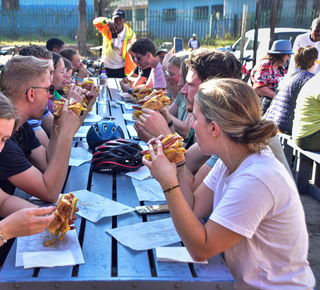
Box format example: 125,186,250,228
93,9,136,78
131,37,166,90
288,17,320,74
20,45,54,148
0,56,80,203
46,38,65,53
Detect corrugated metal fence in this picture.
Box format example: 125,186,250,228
0,5,95,40
0,3,319,42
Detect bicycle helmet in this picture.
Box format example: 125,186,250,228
91,139,143,174
86,120,125,149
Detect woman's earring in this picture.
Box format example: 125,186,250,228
212,135,215,143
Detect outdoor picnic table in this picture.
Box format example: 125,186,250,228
0,78,235,290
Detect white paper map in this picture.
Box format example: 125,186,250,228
16,229,84,269
131,177,166,201
74,126,91,138
69,147,92,167
85,111,103,122
106,217,181,251
73,189,134,222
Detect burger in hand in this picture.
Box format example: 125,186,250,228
44,192,78,246
132,90,171,119
142,133,187,163
53,98,87,117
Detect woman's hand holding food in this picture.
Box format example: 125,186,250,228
66,84,86,103
143,137,179,189
0,206,56,240
77,63,88,80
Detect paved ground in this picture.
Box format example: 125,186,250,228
300,194,320,289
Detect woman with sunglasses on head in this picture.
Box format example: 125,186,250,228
144,78,315,289
0,92,56,266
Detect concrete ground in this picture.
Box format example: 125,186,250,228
300,194,320,289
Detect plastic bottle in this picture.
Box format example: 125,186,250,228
98,69,108,104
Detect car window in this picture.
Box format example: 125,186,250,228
234,36,249,51
247,39,260,50
274,32,303,45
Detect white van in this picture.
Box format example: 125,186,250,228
227,27,309,69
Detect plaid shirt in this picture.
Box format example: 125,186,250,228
251,60,286,92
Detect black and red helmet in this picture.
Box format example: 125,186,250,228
91,139,143,174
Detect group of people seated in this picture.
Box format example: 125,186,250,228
111,32,316,288
0,38,99,266
0,10,318,288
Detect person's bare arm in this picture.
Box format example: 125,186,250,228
143,140,243,261
185,143,210,174
41,112,53,138
34,128,49,149
134,108,172,142
254,86,275,98
8,101,80,203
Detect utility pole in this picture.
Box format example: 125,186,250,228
253,0,261,67
269,0,278,49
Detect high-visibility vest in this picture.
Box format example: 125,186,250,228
93,17,136,76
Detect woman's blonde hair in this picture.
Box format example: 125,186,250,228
196,78,278,153
0,92,19,134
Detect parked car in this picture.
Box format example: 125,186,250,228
226,27,309,70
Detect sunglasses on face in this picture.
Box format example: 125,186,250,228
25,84,55,95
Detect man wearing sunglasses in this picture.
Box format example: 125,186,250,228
20,45,55,148
0,56,80,204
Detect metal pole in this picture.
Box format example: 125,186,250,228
253,0,261,67
269,0,278,49
132,0,136,33
240,5,248,63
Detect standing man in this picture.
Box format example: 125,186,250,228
93,9,136,78
188,34,200,50
288,17,320,74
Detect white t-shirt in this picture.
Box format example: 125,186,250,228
103,27,126,69
204,149,315,289
288,32,320,74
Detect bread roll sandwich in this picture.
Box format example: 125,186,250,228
133,90,171,119
53,98,87,117
44,192,78,246
142,133,187,163
131,87,153,102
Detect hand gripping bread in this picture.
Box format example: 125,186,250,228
132,90,171,119
142,133,187,163
53,98,87,117
45,193,78,244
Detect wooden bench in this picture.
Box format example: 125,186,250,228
278,133,320,202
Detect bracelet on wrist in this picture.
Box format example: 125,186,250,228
77,77,83,82
0,229,8,246
163,184,180,193
167,120,174,127
176,162,186,168
52,124,59,136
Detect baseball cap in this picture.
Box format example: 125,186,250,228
156,42,173,56
192,33,197,37
112,9,125,20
